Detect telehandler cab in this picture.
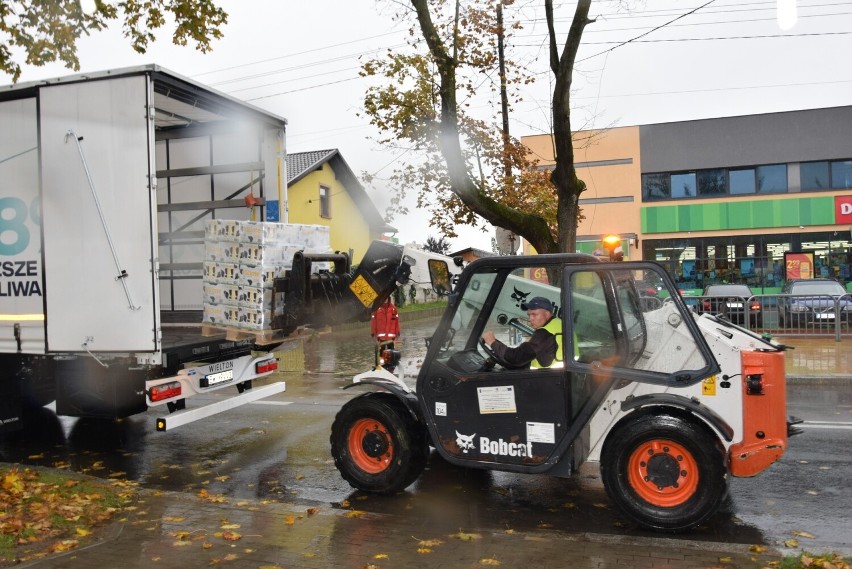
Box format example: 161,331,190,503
330,253,791,532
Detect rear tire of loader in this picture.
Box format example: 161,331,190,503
330,392,428,494
600,412,727,532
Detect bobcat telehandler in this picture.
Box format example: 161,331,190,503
330,251,793,532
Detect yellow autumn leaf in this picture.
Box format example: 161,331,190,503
202,542,213,549
50,539,79,552
306,507,319,516
1,471,24,494
344,510,367,519
222,531,241,541
418,548,432,554
75,527,92,537
417,539,443,547
339,500,351,508
214,475,230,482
480,558,501,566
450,531,482,541
373,553,389,559
784,539,799,548
792,530,816,539
295,474,304,480
172,541,192,547
220,523,241,529
162,516,185,523
749,545,768,553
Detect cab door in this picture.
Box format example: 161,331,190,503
417,259,575,473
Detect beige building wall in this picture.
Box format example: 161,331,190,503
523,126,644,258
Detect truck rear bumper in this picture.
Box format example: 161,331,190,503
155,381,286,431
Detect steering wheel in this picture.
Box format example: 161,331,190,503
478,337,523,370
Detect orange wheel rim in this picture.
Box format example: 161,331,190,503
348,418,394,474
627,439,699,507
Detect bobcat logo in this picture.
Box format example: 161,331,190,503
510,287,530,308
456,431,476,453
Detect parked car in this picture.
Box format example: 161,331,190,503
778,279,852,328
698,284,762,327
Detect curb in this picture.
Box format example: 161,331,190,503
786,375,852,385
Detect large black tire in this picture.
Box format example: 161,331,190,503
600,412,727,532
330,392,429,494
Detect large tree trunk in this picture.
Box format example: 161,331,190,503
411,0,592,255
547,0,592,253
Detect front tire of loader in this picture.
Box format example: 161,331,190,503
330,392,429,494
600,412,727,532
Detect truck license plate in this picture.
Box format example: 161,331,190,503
202,369,234,388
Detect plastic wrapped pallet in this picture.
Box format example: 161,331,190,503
203,220,332,331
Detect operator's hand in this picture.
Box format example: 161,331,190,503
482,331,496,346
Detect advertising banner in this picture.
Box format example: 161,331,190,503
784,252,814,280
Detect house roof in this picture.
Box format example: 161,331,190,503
449,247,495,259
287,149,395,233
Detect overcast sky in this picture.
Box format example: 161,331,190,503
7,0,852,252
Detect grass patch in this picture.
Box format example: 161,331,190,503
0,466,136,566
780,552,849,568
397,300,448,314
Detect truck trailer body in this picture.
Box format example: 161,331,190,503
0,66,289,432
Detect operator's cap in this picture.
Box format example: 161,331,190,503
521,296,555,312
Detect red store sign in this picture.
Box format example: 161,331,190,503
836,195,852,223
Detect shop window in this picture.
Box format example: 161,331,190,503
642,173,670,201
756,164,787,193
671,173,696,198
319,184,331,218
830,160,852,189
697,169,726,196
801,161,829,190
729,168,756,194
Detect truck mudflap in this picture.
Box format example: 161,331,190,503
146,353,284,431
728,349,788,477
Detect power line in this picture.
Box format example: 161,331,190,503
577,1,717,63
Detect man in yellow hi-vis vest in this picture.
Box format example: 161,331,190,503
481,296,564,369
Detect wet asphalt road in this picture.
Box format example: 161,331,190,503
1,317,850,557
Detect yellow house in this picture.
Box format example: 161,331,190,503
286,149,395,263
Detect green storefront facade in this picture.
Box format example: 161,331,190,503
641,195,852,294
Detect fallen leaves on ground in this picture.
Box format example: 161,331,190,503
795,552,850,569
450,531,482,541
0,466,134,566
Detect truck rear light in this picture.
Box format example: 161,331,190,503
256,359,278,374
150,381,181,402
750,301,761,311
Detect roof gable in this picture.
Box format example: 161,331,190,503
286,149,395,233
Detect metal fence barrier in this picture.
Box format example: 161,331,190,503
681,293,851,342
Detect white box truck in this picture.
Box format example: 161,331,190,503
0,65,290,432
